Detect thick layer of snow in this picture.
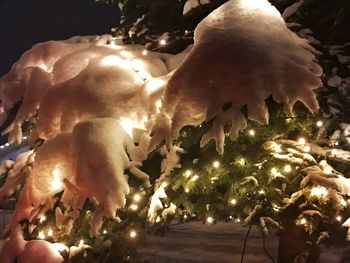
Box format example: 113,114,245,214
151,0,322,154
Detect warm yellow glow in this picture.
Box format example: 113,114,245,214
206,216,214,224
52,243,67,252
119,50,133,58
230,198,237,205
38,231,45,239
185,188,190,193
142,50,148,55
130,204,138,211
300,218,307,225
248,129,255,136
185,170,192,177
213,161,220,168
183,214,188,219
298,137,306,145
259,190,265,195
161,181,168,188
133,194,141,202
47,229,53,237
79,240,84,246
51,168,63,191
103,230,107,234
156,216,161,223
336,216,342,222
323,167,332,175
238,158,246,166
119,116,147,137
271,142,282,153
159,39,166,45
145,79,165,94
191,174,199,182
310,186,328,197
284,164,292,173
101,55,123,66
39,215,46,223
303,145,311,152
129,230,137,238
316,120,323,127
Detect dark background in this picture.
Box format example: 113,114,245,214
0,0,120,76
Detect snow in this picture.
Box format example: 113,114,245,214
151,0,322,154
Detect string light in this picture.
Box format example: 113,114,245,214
130,204,138,211
248,129,255,136
206,216,214,224
39,215,46,223
159,39,166,46
103,230,107,234
238,158,246,166
47,229,53,237
300,218,307,225
298,137,306,145
183,214,188,219
185,170,192,177
129,230,137,238
161,181,168,188
191,174,199,182
310,186,328,198
303,145,311,152
212,161,220,168
51,168,63,191
336,216,342,222
316,120,323,127
284,164,292,173
38,231,45,239
230,198,237,205
142,50,148,55
258,190,265,195
133,194,141,202
185,188,190,193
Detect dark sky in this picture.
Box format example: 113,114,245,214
0,0,120,76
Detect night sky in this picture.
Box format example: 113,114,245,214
0,0,120,76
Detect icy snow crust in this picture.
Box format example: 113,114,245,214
0,0,322,241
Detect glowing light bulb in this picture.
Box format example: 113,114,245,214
335,141,339,146
51,168,63,191
300,218,307,225
316,120,323,127
156,216,161,223
230,198,237,205
161,181,168,188
271,167,278,175
133,194,141,202
303,145,311,152
38,231,45,239
129,230,137,238
336,216,342,222
248,129,255,136
284,164,292,173
47,229,53,237
39,215,46,223
142,50,148,55
213,161,220,168
238,158,246,166
183,214,188,219
103,230,107,234
185,170,192,177
259,190,265,195
298,138,306,145
310,186,328,197
206,216,214,224
159,39,166,45
130,204,138,211
79,240,84,246
191,174,199,182
185,188,190,193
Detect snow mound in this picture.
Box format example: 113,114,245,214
151,0,322,154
